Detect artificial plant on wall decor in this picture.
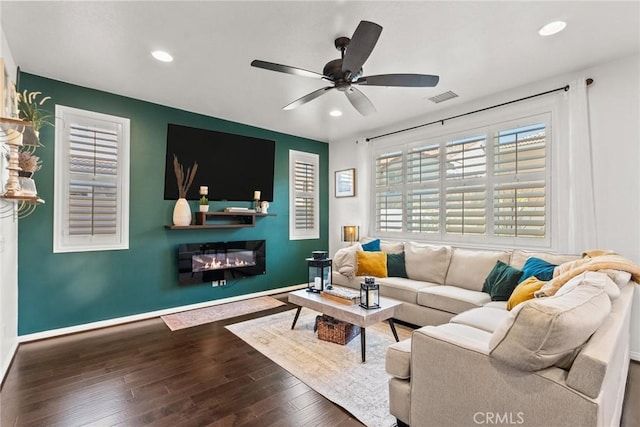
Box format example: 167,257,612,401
172,154,198,226
17,90,52,133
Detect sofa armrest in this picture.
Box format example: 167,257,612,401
409,325,600,426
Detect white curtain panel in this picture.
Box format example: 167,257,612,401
566,78,598,253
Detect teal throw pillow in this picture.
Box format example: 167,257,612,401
519,257,557,283
387,252,408,278
482,261,523,301
362,239,381,252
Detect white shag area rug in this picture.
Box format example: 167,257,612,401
226,307,412,427
161,296,285,331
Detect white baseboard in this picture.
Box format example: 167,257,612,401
1,341,18,386
18,284,306,343
631,351,640,362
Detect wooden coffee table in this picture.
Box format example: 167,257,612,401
288,288,402,363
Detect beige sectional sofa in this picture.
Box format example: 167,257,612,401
331,239,636,427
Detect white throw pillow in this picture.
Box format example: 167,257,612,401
404,242,452,284
445,248,511,291
489,281,611,371
333,243,363,279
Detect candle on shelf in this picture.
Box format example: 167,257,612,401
254,190,261,200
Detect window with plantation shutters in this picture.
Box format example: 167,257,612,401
54,106,130,253
372,112,551,247
289,150,319,240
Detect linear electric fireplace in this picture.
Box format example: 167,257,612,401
178,240,266,285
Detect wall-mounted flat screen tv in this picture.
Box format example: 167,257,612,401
164,123,275,201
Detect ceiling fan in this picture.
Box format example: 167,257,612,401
251,20,439,116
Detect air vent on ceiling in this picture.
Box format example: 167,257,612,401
427,90,459,104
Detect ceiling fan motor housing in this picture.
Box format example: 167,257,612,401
323,58,363,84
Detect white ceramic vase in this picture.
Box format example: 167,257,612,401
173,198,192,226
199,204,209,213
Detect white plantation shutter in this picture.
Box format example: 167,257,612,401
406,144,439,233
492,122,547,238
68,126,118,236
289,150,319,240
494,181,546,237
444,135,487,235
54,106,130,252
445,184,486,235
375,151,403,233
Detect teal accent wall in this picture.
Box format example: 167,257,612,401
17,73,328,335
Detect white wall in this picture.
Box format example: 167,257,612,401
329,53,640,358
0,15,20,382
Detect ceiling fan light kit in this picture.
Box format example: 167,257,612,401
251,20,439,116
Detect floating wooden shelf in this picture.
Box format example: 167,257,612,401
165,211,275,230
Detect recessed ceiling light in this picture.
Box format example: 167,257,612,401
329,110,342,117
538,21,567,36
152,50,173,62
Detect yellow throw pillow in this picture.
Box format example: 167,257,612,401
356,251,388,278
507,277,546,310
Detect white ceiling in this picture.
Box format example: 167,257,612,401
2,1,639,143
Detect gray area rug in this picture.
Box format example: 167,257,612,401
161,296,285,330
226,307,412,427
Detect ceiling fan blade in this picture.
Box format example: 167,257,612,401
345,86,376,116
283,87,335,110
355,74,440,87
251,59,328,80
342,21,382,77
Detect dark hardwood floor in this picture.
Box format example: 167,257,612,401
1,301,362,427
1,298,639,427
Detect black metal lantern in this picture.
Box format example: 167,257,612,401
307,253,332,293
360,277,380,309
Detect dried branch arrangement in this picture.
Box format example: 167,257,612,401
173,154,198,199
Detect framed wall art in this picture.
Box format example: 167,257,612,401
335,168,356,198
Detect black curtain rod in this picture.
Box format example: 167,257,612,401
365,78,594,142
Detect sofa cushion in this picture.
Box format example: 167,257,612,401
417,286,491,314
489,281,612,371
356,251,387,277
361,239,381,252
387,252,408,278
519,257,557,283
450,307,512,333
509,249,579,270
483,301,508,310
482,261,523,301
332,243,363,279
507,277,546,310
378,277,437,304
404,242,452,284
445,248,511,291
386,339,412,379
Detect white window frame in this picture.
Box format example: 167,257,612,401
53,105,130,253
371,100,557,250
289,149,319,240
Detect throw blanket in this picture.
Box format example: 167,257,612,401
539,254,640,296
